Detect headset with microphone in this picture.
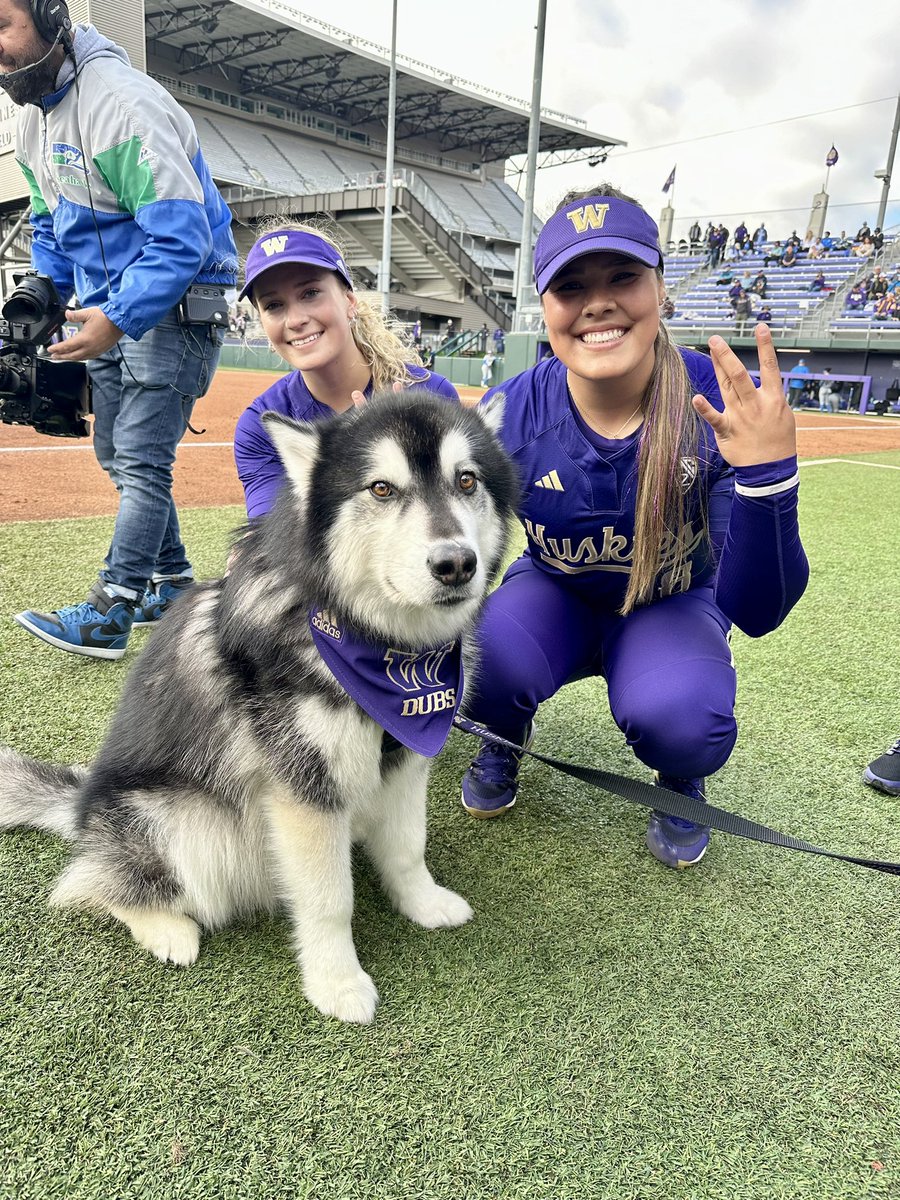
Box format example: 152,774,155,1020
30,0,73,48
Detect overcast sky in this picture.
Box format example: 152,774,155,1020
276,0,899,243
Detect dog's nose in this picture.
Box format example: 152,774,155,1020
428,542,477,587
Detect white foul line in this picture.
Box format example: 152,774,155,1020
800,458,900,470
0,441,236,453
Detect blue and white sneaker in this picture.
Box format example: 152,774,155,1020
132,575,194,628
461,722,535,818
863,740,900,796
646,774,710,869
13,580,137,661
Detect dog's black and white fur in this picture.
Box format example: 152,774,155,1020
0,392,517,1023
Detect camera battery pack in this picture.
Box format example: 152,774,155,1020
178,285,229,328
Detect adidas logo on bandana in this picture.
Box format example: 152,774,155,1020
311,609,343,640
534,470,565,492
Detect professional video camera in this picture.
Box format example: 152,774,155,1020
0,270,91,437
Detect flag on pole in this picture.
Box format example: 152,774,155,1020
825,146,839,167
662,165,676,193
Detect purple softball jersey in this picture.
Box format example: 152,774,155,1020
484,347,808,634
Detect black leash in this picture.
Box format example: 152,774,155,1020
453,716,900,877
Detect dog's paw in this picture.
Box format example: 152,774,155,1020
304,970,380,1024
125,911,201,966
399,884,474,929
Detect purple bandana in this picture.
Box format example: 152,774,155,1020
309,608,463,757
533,196,662,293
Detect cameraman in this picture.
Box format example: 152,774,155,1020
0,0,237,660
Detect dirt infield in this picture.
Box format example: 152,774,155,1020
1,368,898,523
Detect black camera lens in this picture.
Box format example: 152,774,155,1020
3,274,57,323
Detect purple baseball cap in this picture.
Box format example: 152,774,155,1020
240,228,354,301
533,196,662,293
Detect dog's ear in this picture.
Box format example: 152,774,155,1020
476,391,506,435
261,412,320,492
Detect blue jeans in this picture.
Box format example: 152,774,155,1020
89,310,222,597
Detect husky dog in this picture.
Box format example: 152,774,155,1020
0,392,517,1024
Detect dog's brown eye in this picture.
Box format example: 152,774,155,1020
458,472,478,493
370,481,393,499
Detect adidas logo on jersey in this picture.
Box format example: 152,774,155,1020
534,470,565,492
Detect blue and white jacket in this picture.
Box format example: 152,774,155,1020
16,25,237,341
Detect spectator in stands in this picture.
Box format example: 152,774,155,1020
478,322,489,353
834,231,853,252
689,220,702,250
780,242,799,268
869,269,888,299
232,222,460,523
728,279,744,307
873,292,898,321
887,273,900,295
444,318,455,343
733,289,752,330
752,223,768,250
808,238,825,260
733,221,749,252
872,227,885,253
809,271,832,293
820,231,836,254
412,318,422,348
846,283,868,311
493,326,505,354
856,220,872,242
707,224,726,268
787,359,811,408
853,237,875,259
755,302,773,324
6,7,237,661
715,267,735,286
752,270,769,298
818,368,838,413
763,242,785,267
457,181,808,875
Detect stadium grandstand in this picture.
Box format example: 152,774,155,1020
0,0,621,338
0,0,897,407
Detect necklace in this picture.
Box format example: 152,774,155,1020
570,392,644,439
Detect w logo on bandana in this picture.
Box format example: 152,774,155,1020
383,644,455,694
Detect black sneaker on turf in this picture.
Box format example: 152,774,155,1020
132,576,195,627
863,740,900,796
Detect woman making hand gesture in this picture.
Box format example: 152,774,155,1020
460,185,808,870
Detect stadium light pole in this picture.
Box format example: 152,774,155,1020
378,0,399,315
515,0,548,320
875,92,900,234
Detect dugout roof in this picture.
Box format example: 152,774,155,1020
144,0,623,163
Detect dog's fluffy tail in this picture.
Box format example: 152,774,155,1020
0,746,84,839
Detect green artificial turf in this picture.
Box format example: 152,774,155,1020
0,456,898,1200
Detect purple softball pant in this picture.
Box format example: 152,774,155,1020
465,556,738,780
